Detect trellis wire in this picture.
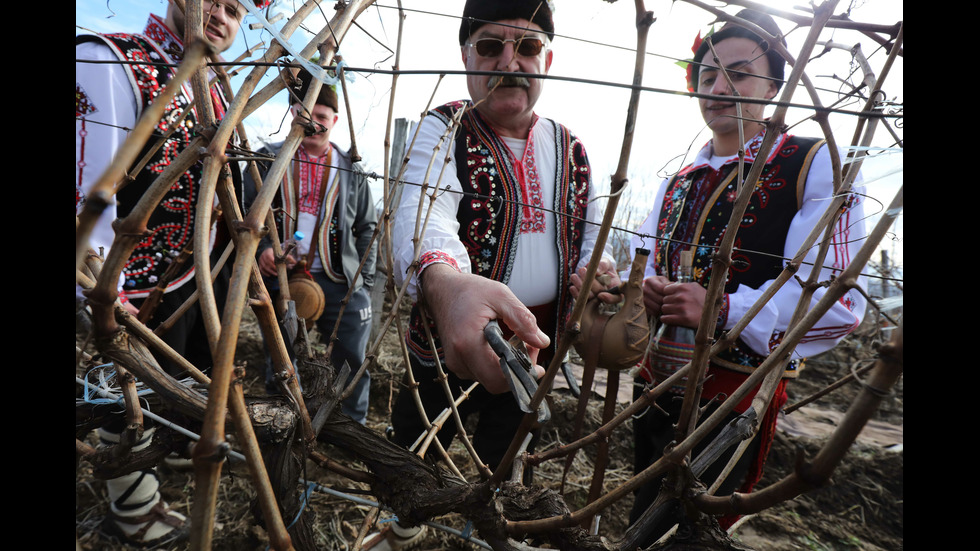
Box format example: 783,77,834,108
76,2,904,548
75,374,248,462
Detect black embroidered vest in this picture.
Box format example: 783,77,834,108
77,30,235,298
655,135,825,374
407,101,592,365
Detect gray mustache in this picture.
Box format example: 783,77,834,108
488,75,531,89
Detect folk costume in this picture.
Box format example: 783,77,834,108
390,100,614,473
76,14,240,374
243,141,378,423
627,129,868,531
75,12,253,547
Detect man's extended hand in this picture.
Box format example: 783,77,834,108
569,257,622,304
420,264,549,394
258,247,296,278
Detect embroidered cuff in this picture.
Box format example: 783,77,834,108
418,250,461,275
416,250,461,303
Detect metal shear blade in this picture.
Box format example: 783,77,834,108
483,320,551,423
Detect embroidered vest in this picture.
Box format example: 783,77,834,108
77,27,234,298
655,135,825,376
407,101,592,365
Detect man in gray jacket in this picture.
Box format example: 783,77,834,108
244,70,378,423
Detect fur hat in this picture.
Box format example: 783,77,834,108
690,9,787,92
458,0,555,46
290,69,339,112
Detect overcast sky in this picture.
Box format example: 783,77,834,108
77,0,903,264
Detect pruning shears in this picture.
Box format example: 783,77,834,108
484,320,551,424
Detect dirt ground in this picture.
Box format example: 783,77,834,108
76,303,903,551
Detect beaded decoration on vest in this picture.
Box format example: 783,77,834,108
406,101,593,364
655,133,825,375
81,16,233,297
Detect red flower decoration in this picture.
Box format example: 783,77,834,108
682,25,717,92
685,31,703,92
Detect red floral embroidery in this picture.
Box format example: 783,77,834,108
518,127,546,234
295,148,329,215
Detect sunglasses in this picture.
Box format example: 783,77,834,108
468,37,546,58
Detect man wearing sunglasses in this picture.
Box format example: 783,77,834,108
388,0,618,499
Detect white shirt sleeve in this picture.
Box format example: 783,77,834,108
576,176,617,272
392,114,471,300
76,40,137,297
627,178,668,280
